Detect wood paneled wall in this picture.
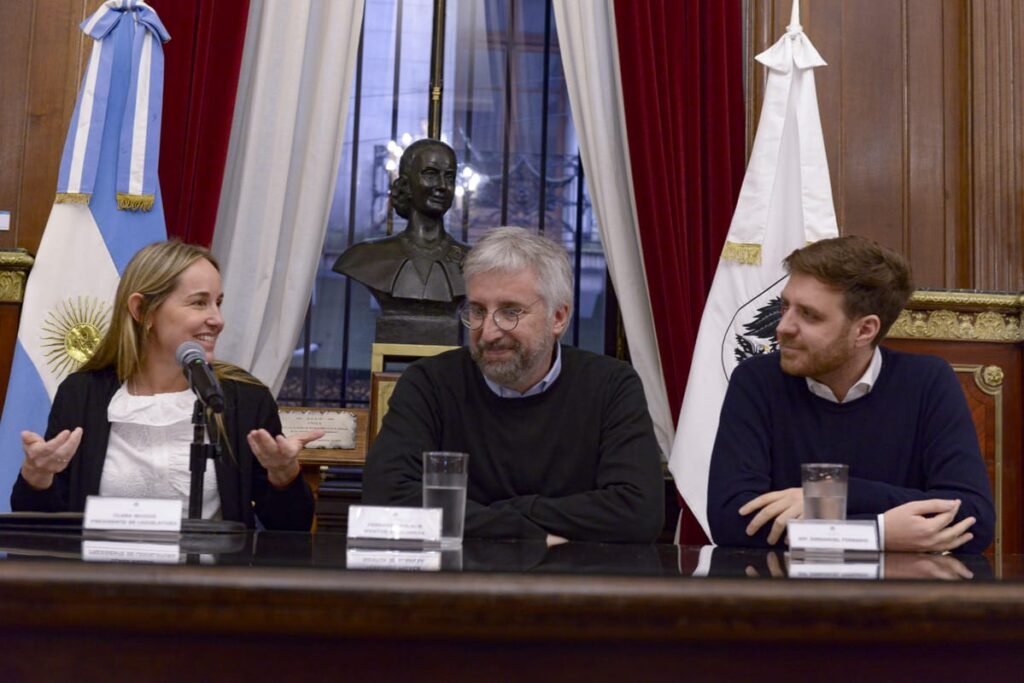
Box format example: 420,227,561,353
748,0,1024,291
0,0,98,255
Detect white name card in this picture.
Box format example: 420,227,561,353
786,519,880,552
347,505,442,543
346,548,442,571
82,540,182,564
84,496,182,533
280,409,357,449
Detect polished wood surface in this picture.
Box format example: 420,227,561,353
0,535,1022,681
749,0,1024,292
0,0,95,253
968,0,1024,290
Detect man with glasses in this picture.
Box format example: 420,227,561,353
362,227,664,543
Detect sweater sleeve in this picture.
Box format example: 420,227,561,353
492,368,665,543
362,363,546,539
245,386,315,531
846,361,995,553
706,361,779,548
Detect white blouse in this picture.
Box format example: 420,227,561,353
100,384,222,520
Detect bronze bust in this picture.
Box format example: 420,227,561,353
332,138,469,344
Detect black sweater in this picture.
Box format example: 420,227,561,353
10,367,313,531
363,346,664,542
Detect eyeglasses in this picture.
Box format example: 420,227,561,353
459,298,543,332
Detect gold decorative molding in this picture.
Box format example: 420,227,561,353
889,309,1023,342
981,365,1006,390
0,249,34,268
907,290,1024,311
888,289,1024,342
0,248,33,303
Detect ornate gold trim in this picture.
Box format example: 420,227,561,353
953,364,1003,568
0,249,33,269
888,309,1024,342
980,365,1005,390
0,272,26,303
0,248,33,304
908,290,1024,311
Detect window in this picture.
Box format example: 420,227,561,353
280,0,609,407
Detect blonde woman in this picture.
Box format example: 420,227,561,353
12,240,320,530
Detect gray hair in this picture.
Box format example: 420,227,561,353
464,227,574,323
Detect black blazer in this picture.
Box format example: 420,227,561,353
10,367,313,530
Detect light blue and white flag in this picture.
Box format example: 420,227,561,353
0,0,169,511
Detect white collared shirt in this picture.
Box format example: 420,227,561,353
803,346,885,545
483,343,562,399
805,346,883,404
101,384,222,520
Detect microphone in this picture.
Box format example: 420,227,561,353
176,341,225,413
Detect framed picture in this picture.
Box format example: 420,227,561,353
369,372,402,443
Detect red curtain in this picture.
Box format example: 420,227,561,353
614,1,745,543
152,0,251,246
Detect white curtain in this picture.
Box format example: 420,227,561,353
552,0,674,457
212,0,365,392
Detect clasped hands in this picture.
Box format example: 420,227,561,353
740,488,976,552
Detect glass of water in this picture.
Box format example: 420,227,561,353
800,463,849,520
422,452,469,546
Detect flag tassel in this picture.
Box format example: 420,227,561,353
55,192,92,205
116,193,155,211
721,242,762,266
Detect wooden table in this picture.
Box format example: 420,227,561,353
1,534,1023,681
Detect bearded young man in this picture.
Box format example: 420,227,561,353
362,227,664,543
707,236,994,553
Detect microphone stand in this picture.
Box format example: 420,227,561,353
188,399,220,521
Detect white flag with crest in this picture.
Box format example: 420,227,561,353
669,1,839,540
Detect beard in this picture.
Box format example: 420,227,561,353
471,334,553,389
777,326,855,380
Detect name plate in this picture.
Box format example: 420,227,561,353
347,505,442,543
346,548,442,571
82,540,182,564
280,409,356,449
84,496,182,533
786,519,880,552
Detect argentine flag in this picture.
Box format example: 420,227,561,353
0,0,169,511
